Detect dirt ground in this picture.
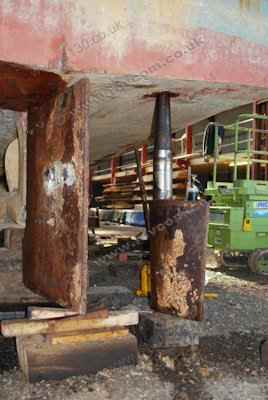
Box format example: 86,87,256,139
1,248,268,400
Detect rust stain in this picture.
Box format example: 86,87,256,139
158,229,191,318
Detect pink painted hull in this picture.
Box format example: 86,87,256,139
0,1,268,88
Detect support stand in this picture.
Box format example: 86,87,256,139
1,309,138,382
149,92,208,319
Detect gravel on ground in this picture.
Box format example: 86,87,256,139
1,249,268,399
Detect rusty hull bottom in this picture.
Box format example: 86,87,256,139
149,200,208,321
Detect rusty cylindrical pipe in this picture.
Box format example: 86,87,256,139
149,200,208,321
153,93,173,200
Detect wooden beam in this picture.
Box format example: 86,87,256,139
28,307,78,320
1,310,138,338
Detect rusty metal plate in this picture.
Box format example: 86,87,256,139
0,60,66,111
23,79,90,314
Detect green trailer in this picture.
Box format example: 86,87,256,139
205,113,268,274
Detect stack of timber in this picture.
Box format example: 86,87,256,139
94,161,188,209
1,307,138,382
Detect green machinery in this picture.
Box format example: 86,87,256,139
205,113,268,274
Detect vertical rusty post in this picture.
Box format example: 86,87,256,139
153,93,173,200
24,79,90,314
150,94,208,321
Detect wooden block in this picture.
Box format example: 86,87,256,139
138,312,200,349
16,331,138,382
1,310,138,337
28,307,78,320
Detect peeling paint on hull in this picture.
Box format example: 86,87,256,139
0,1,268,88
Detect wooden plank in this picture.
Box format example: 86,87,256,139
1,310,138,337
28,307,78,320
48,328,129,345
103,183,137,189
94,226,145,238
17,332,137,382
23,79,90,314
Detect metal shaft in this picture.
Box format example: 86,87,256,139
153,93,173,200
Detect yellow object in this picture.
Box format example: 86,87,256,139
243,217,252,232
204,293,218,300
136,263,151,297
